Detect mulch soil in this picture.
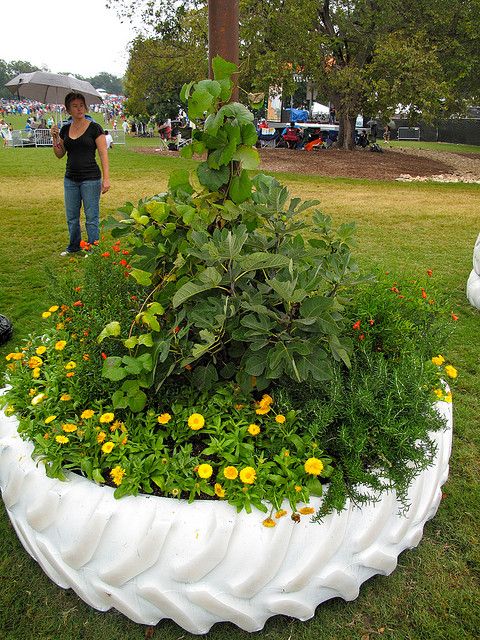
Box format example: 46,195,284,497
136,145,458,181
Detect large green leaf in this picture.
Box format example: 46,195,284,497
172,267,223,307
236,252,291,273
192,363,219,390
129,268,152,286
212,55,238,80
197,162,230,190
300,296,334,318
188,86,215,119
229,169,252,204
232,145,260,169
97,321,121,344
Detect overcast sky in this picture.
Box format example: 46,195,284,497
1,0,136,78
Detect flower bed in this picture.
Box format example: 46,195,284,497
0,395,452,633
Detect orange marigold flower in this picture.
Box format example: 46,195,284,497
66,372,75,378
101,252,111,258
262,518,276,528
352,320,361,330
74,286,82,292
299,507,315,515
275,509,288,519
157,413,172,424
421,288,427,299
101,352,107,360
224,466,238,480
451,312,459,321
427,269,433,277
73,300,83,307
390,286,400,293
97,431,107,443
358,333,365,341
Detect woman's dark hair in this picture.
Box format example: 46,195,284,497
64,92,87,111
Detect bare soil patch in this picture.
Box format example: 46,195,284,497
136,144,480,182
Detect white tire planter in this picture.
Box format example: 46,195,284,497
0,399,452,634
467,232,480,309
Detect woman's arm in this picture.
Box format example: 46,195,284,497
96,134,110,193
51,124,65,158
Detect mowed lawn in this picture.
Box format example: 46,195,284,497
0,139,479,640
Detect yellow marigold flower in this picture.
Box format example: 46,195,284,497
284,450,290,457
97,431,107,443
101,441,115,454
82,353,90,361
32,367,41,378
445,391,452,403
4,405,15,416
55,435,69,444
262,517,276,528
304,457,324,476
275,414,286,424
444,365,458,379
6,363,16,371
214,483,225,498
48,305,59,312
110,420,123,432
99,412,115,423
239,466,256,484
56,322,65,330
62,423,77,433
42,311,52,318
433,388,444,398
55,340,67,351
248,423,260,435
261,394,273,405
197,463,213,479
60,393,71,401
224,466,238,480
295,485,302,492
275,509,287,519
234,403,245,410
28,388,36,396
28,356,43,368
31,393,46,406
110,466,126,486
35,346,47,355
188,413,205,430
157,413,172,424
431,355,445,366
64,361,76,370
299,506,315,515
81,409,95,419
255,406,271,415
44,415,57,424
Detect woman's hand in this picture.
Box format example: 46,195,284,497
51,124,60,142
101,178,110,194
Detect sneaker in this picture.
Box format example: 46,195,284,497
60,250,71,257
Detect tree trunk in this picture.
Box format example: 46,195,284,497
338,113,356,150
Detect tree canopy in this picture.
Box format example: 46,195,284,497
110,0,480,147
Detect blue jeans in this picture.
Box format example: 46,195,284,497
64,177,101,252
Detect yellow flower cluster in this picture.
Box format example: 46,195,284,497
110,466,126,486
431,355,457,379
255,394,273,415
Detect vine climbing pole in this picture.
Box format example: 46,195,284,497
208,0,239,101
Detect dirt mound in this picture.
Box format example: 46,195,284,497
258,147,451,180
137,144,480,182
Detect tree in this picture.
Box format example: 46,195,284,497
108,0,480,149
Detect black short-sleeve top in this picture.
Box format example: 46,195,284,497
60,121,104,181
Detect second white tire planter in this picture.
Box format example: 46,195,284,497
0,401,452,634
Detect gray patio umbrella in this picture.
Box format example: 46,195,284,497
5,71,103,106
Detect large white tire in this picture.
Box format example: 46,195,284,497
467,232,480,309
0,399,452,634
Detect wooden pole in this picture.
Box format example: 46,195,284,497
208,0,239,100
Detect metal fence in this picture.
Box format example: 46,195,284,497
8,129,126,147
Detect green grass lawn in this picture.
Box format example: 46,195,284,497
0,142,479,640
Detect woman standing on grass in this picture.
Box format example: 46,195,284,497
51,92,110,256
